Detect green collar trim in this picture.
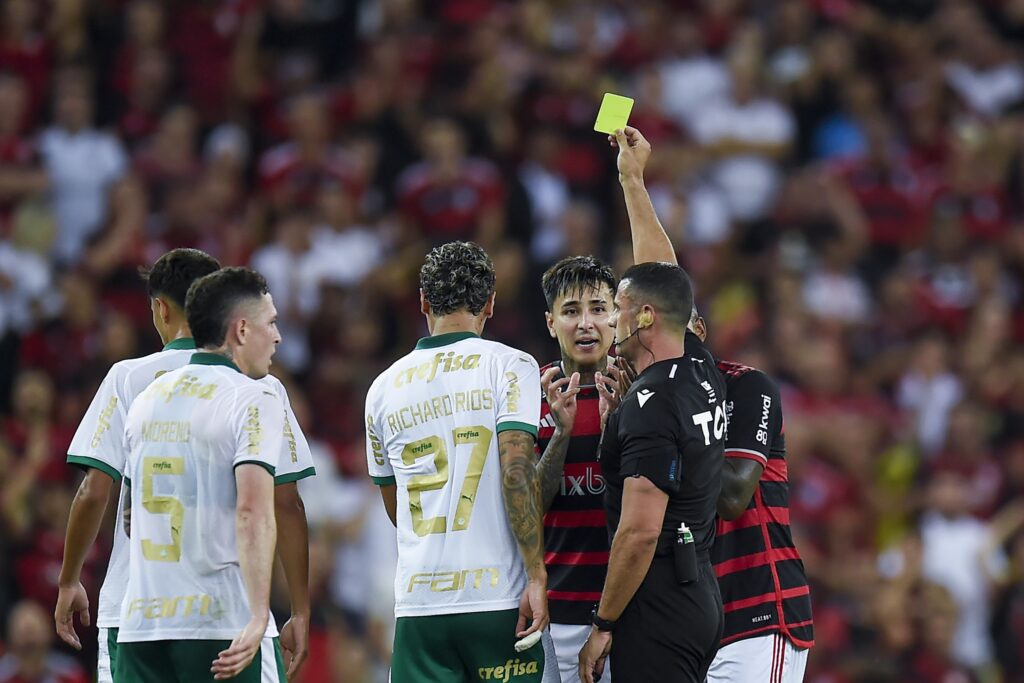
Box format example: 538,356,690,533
414,331,479,350
163,337,196,351
190,352,242,373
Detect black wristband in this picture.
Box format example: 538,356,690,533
591,607,616,633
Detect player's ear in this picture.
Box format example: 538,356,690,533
483,292,496,319
153,297,167,323
419,289,429,316
233,316,248,346
544,311,556,338
695,316,707,342
637,307,654,329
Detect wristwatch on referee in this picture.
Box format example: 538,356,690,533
591,607,616,633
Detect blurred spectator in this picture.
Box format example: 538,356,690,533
38,68,128,266
921,468,1005,674
657,14,730,132
133,104,202,212
0,0,49,118
519,127,571,262
0,72,47,237
307,184,385,287
251,210,320,374
896,333,963,455
258,91,360,217
941,3,1024,118
0,237,55,341
0,600,87,683
690,49,795,227
396,116,505,246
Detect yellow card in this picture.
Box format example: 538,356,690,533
593,93,634,135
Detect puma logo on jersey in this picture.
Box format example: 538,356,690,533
393,352,482,387
637,389,655,407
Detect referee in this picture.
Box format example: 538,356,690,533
578,262,726,682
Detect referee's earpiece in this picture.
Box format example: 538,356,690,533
637,309,654,329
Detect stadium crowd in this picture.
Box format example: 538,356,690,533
2,0,1024,681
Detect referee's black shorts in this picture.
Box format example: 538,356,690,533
610,556,723,682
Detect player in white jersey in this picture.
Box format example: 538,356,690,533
366,242,553,683
54,250,315,682
112,266,283,682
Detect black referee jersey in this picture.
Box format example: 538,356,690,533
600,350,726,682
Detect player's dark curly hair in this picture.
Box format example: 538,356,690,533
419,241,496,316
541,255,616,310
139,248,221,310
185,267,270,348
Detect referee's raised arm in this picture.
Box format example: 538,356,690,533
608,127,678,266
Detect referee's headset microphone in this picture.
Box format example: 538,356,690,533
615,308,657,365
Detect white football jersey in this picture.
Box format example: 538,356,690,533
66,339,316,629
365,332,541,618
118,354,286,642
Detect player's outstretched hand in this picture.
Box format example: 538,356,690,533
212,617,266,680
515,578,549,639
279,613,309,680
608,126,652,182
54,581,90,650
543,368,581,434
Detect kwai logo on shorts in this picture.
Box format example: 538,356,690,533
478,658,539,681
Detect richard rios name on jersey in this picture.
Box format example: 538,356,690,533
365,333,541,618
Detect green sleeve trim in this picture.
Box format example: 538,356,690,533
371,475,396,487
234,460,276,477
496,421,538,439
66,455,122,482
274,466,316,485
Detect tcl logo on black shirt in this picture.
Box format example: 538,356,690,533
601,346,727,555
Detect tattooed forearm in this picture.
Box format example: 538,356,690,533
537,431,570,511
499,430,546,578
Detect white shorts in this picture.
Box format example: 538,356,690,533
260,636,285,683
550,623,612,683
98,627,283,682
541,629,562,683
97,627,114,683
706,633,808,683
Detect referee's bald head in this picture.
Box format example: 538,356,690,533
618,262,694,331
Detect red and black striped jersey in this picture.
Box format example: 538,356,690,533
704,339,814,649
536,362,608,625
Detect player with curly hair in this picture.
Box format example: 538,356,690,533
365,241,558,682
